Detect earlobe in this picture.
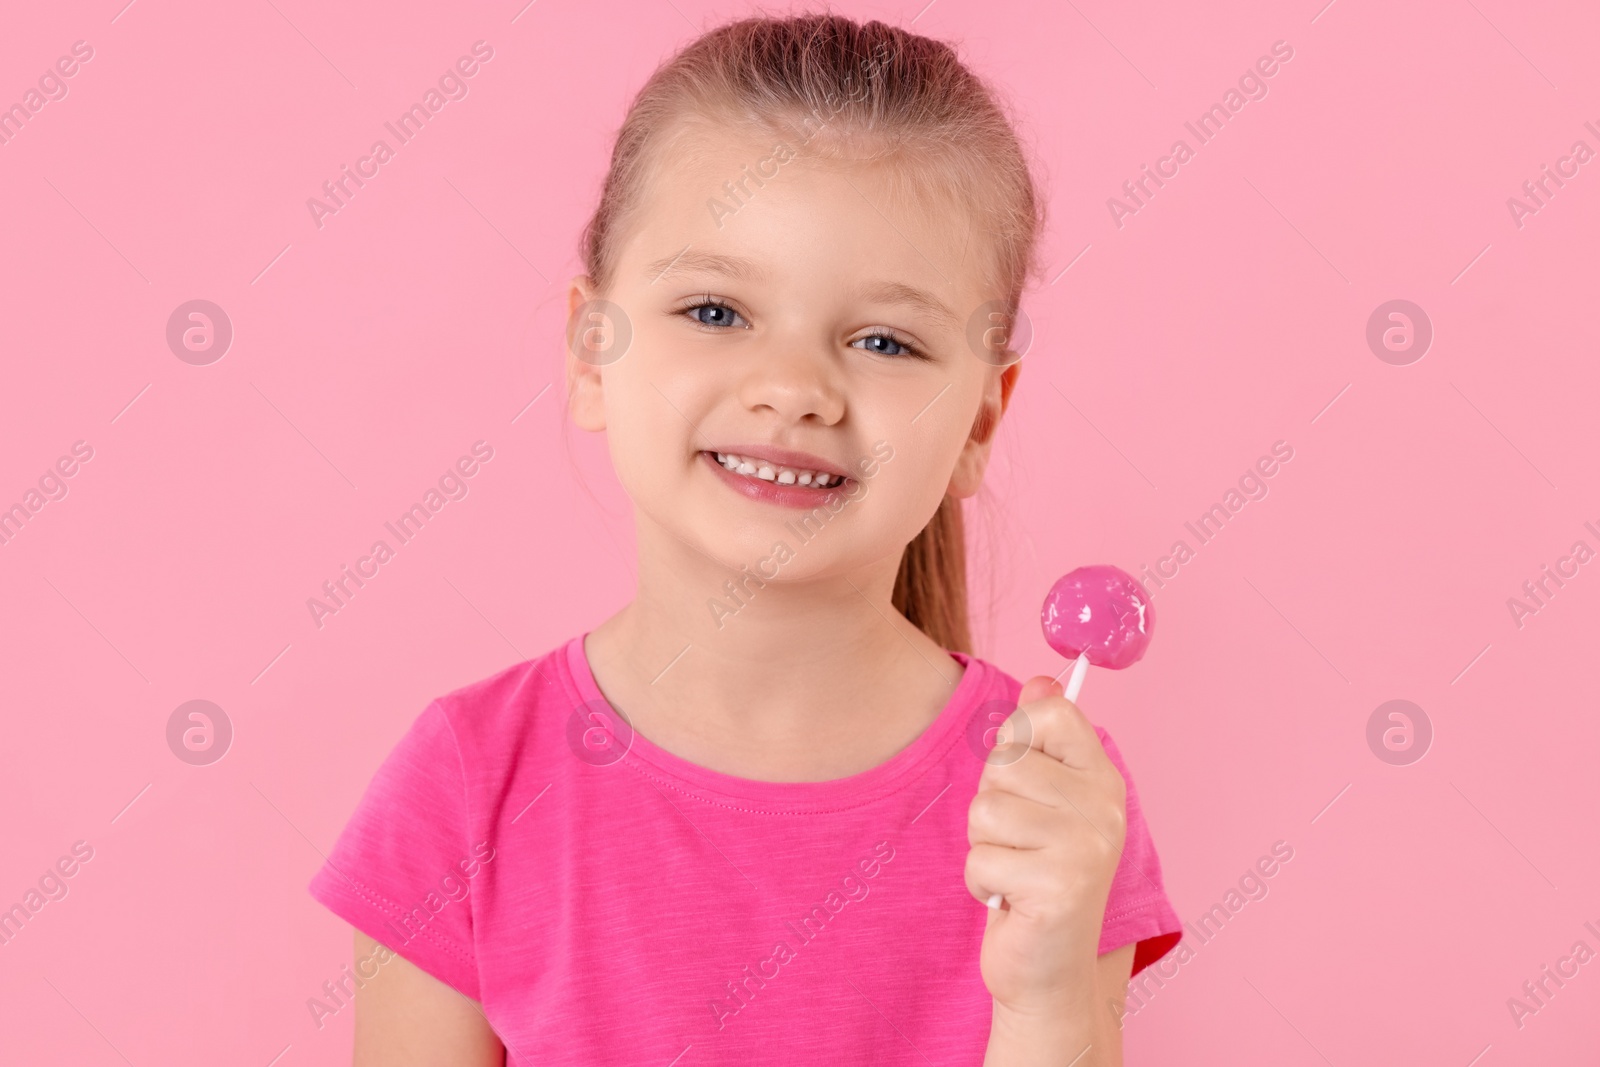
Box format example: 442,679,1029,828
566,351,607,431
565,274,607,432
947,363,1019,498
946,438,989,499
970,361,1019,448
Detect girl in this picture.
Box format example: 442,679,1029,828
309,12,1182,1065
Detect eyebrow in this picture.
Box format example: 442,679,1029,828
854,280,960,331
646,247,960,331
646,249,768,284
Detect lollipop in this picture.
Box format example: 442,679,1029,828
985,565,1154,911
1040,564,1155,702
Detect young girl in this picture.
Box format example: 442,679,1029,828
309,13,1182,1065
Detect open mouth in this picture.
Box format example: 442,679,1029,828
704,451,846,488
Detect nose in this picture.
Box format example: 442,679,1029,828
736,341,846,426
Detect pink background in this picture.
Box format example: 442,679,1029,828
2,0,1597,1063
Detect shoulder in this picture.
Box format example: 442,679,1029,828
425,636,580,770
952,649,1023,710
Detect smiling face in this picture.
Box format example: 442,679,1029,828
567,121,1020,584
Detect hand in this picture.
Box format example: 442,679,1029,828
965,675,1128,1015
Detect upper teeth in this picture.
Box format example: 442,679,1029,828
714,452,842,487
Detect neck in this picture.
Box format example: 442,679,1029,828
584,514,963,779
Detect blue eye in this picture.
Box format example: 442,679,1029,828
854,330,923,360
682,300,746,329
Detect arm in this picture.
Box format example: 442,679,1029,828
352,930,504,1067
983,943,1134,1067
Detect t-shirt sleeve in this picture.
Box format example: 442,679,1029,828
1093,725,1183,977
307,699,484,1000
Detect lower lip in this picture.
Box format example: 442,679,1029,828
700,451,852,509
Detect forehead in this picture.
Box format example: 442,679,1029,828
617,121,999,311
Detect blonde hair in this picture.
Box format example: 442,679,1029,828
577,11,1045,654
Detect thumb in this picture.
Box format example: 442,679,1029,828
1018,674,1063,706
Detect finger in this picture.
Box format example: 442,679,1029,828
1017,674,1062,707
980,747,1128,838
995,695,1106,770
967,786,1059,850
964,842,1052,908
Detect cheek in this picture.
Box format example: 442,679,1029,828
896,390,982,482
859,414,968,535
604,359,693,478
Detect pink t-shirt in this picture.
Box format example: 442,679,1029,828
308,634,1182,1064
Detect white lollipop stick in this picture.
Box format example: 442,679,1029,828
986,653,1092,910
1062,651,1090,704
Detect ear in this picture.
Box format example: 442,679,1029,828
947,357,1021,499
565,274,607,432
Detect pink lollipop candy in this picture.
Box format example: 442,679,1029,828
1041,565,1154,702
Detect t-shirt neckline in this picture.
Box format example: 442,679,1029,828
560,631,989,813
